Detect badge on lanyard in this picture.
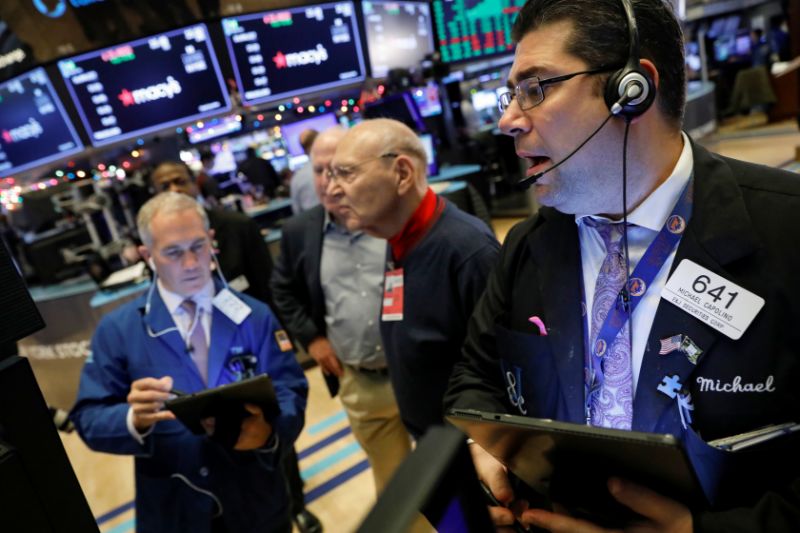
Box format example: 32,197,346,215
213,288,252,325
661,259,764,340
381,268,404,322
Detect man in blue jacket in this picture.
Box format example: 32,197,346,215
71,192,308,533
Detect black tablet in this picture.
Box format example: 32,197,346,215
165,375,280,436
447,408,708,527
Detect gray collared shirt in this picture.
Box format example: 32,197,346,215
320,213,387,369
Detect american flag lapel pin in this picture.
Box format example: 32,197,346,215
659,334,683,356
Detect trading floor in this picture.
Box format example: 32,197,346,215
39,120,800,532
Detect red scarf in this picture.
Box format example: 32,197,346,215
388,188,444,263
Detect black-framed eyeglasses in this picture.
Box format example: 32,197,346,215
326,153,399,185
497,67,618,113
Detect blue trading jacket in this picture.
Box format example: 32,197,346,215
71,281,308,533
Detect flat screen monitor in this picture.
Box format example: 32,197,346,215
713,34,737,63
222,2,366,106
411,81,442,117
419,132,438,176
363,91,426,132
735,33,752,56
185,115,243,144
432,0,524,64
470,88,498,111
57,24,231,147
0,68,83,178
362,0,435,78
280,112,340,157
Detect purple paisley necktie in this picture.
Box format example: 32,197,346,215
587,220,633,430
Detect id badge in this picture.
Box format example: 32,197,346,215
382,268,404,322
213,288,252,325
661,259,764,340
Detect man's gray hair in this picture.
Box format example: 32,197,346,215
137,192,209,248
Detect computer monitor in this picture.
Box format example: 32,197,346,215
432,0,524,64
24,225,93,285
363,91,426,132
280,113,340,157
361,0,435,78
185,115,243,144
713,34,737,63
470,88,498,112
57,23,230,147
411,81,442,117
419,133,438,176
0,228,97,531
222,1,366,106
0,68,83,178
735,33,752,57
356,425,494,532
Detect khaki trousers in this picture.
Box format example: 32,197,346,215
339,365,411,494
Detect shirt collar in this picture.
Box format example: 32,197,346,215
323,210,362,239
576,131,693,231
157,278,215,315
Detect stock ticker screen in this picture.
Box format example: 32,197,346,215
433,0,523,63
362,0,435,78
57,24,230,147
222,1,366,106
0,68,83,177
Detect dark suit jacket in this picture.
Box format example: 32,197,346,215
238,157,280,197
445,142,800,530
207,208,274,308
270,205,326,351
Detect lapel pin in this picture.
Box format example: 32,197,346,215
659,334,683,356
677,392,695,430
659,334,703,365
680,336,703,365
657,374,682,399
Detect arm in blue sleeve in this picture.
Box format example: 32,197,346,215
254,307,308,465
70,315,154,457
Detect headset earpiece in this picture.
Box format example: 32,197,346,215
604,0,656,119
148,257,156,271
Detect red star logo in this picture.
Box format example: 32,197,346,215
272,51,287,69
118,88,135,107
1,130,11,144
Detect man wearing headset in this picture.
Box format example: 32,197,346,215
71,192,308,532
150,161,275,309
444,0,800,531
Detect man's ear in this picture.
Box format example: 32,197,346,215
395,155,417,195
138,245,151,263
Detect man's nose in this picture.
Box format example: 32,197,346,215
182,250,201,269
498,100,532,138
325,176,342,197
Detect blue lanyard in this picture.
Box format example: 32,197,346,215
582,180,693,425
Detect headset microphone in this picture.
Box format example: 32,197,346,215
515,110,614,189
515,83,644,191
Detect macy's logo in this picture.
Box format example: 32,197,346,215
2,118,44,144
272,44,329,69
117,76,182,107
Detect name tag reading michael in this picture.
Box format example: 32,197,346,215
661,259,764,340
